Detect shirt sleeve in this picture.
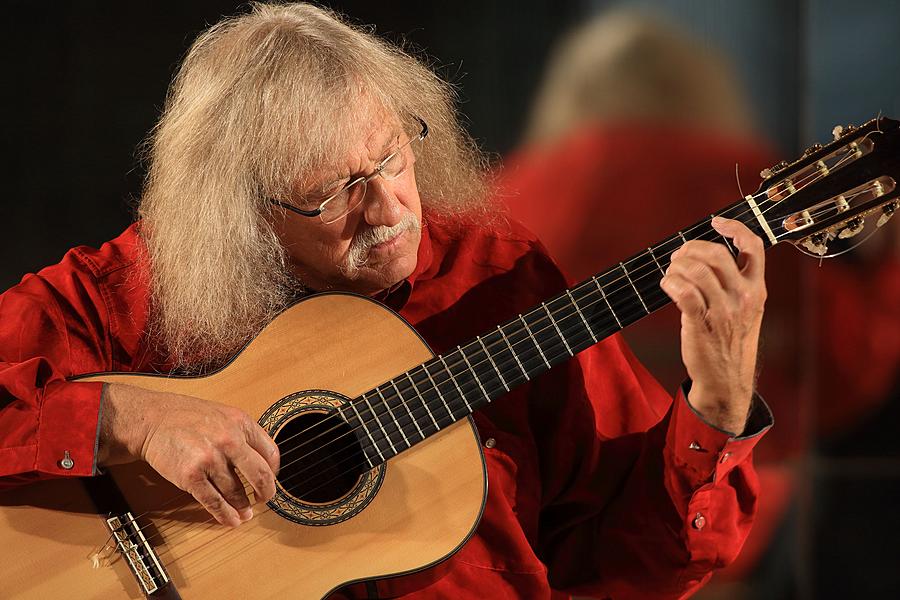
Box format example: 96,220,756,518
533,333,773,600
0,260,112,486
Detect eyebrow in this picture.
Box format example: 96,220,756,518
316,130,402,191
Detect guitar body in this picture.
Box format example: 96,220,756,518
0,294,487,599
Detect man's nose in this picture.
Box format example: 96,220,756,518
362,177,404,227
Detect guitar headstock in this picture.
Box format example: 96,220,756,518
755,117,900,255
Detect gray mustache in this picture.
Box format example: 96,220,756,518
346,212,421,270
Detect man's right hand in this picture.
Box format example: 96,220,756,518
98,383,280,527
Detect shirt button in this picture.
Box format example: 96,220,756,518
59,450,75,470
719,451,733,464
484,437,496,449
692,512,707,530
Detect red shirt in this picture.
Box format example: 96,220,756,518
0,215,771,599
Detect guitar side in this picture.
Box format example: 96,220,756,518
0,293,487,599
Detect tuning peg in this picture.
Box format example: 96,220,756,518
760,160,790,179
838,216,865,238
877,201,898,227
802,143,824,157
832,124,857,140
800,235,829,256
800,229,836,256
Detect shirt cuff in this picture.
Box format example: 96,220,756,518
36,380,104,477
667,381,773,487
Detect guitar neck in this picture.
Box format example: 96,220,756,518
343,197,774,465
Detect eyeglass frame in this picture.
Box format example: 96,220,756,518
271,116,429,224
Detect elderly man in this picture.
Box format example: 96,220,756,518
0,3,771,598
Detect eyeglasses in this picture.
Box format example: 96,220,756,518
272,117,429,225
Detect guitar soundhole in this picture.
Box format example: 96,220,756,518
273,410,367,504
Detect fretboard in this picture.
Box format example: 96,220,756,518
341,198,773,466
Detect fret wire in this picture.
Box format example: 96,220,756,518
457,345,491,403
439,354,473,413
592,275,622,328
566,289,597,343
542,302,573,356
497,325,530,380
647,247,666,277
390,380,425,440
336,405,376,469
405,372,440,431
346,401,383,464
519,314,551,368
569,283,612,338
620,261,649,314
375,387,410,449
678,230,688,244
477,334,510,391
362,392,397,455
421,363,456,421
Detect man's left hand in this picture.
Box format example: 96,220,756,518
660,216,767,435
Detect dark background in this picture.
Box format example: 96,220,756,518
5,0,900,290
4,2,900,599
2,0,578,290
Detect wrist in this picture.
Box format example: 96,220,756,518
98,383,155,466
686,381,753,436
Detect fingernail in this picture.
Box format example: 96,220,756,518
240,507,253,521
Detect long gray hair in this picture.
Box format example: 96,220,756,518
139,2,489,369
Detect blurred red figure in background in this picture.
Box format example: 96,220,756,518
496,10,792,593
498,10,900,597
498,9,779,410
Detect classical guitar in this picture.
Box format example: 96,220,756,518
2,118,899,599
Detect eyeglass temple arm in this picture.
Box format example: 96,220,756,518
415,116,429,140
270,199,322,218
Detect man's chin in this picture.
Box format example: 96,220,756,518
349,254,417,295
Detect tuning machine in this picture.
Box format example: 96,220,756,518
760,160,790,180
832,124,858,140
837,216,865,239
877,201,898,227
800,229,836,256
802,143,824,158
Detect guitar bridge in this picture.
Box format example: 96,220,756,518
107,512,170,595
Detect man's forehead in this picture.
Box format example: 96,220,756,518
298,115,401,189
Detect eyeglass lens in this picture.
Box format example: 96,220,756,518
319,136,419,224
